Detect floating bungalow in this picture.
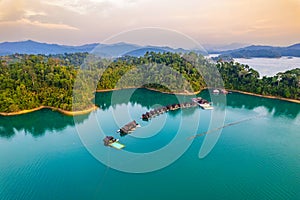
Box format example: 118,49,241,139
103,136,118,146
169,103,180,111
166,105,172,111
103,136,125,150
221,89,229,94
180,102,197,108
192,97,213,110
213,89,229,95
118,120,140,135
213,89,220,94
142,112,151,120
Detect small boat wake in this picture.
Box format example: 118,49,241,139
188,114,266,140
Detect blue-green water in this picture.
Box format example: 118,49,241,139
1,89,300,200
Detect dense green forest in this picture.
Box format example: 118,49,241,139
217,62,300,99
0,52,299,113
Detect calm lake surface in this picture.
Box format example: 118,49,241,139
234,57,300,77
1,89,300,200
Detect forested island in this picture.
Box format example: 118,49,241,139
0,52,299,115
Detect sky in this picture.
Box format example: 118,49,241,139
0,0,299,46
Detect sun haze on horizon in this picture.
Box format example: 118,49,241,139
0,0,299,46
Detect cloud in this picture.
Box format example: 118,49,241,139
0,0,79,31
0,0,24,21
24,10,47,18
0,0,299,45
20,18,79,30
0,18,79,30
42,0,113,15
42,0,143,15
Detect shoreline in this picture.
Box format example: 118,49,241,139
140,87,300,104
0,105,98,117
139,87,200,96
1,87,299,117
228,89,300,104
96,87,201,96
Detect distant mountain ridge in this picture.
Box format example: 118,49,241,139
1,40,300,58
218,43,300,58
204,43,250,52
0,40,100,55
0,40,196,57
287,43,300,49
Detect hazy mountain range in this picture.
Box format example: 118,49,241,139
203,43,250,52
217,43,300,58
0,40,199,57
0,40,300,58
0,40,98,55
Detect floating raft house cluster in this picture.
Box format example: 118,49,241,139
104,97,213,149
141,101,198,120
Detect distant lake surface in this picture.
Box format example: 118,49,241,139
0,89,300,200
234,57,300,77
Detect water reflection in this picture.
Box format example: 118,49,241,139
1,89,299,139
95,88,199,120
96,88,189,110
0,109,89,138
223,92,300,119
96,88,300,119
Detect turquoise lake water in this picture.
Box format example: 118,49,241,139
0,89,300,200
